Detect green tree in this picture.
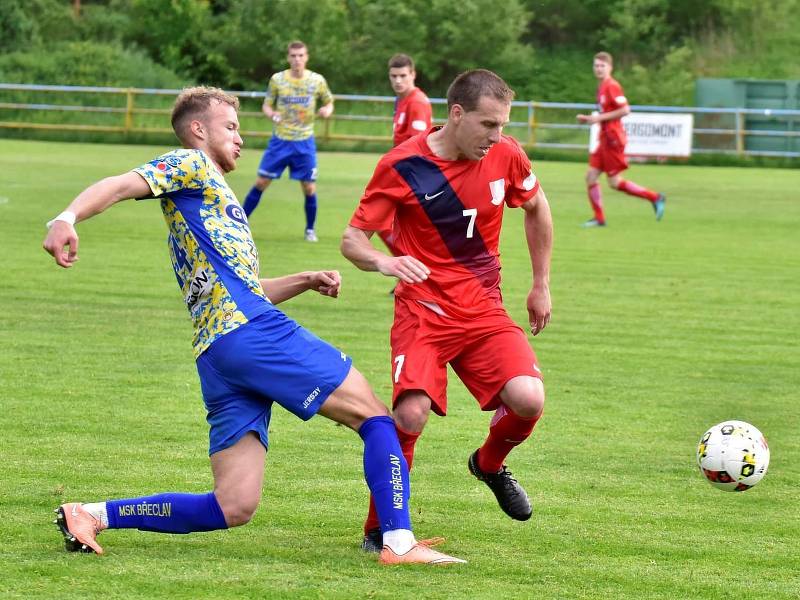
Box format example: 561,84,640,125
0,0,75,52
123,0,234,86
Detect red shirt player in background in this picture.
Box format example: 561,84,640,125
378,54,433,258
577,51,666,227
390,53,432,146
342,69,553,552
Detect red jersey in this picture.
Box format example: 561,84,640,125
393,88,432,146
350,128,541,319
597,76,628,147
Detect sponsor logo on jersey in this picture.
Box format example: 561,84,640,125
281,96,311,106
424,190,444,201
225,203,248,225
185,269,212,310
155,156,184,171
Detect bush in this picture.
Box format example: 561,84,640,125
0,41,186,88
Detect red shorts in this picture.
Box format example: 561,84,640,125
390,297,542,416
589,142,628,177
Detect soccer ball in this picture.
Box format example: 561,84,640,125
696,420,770,491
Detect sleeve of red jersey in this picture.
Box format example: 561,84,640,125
504,139,541,208
609,80,628,109
349,157,405,232
407,99,432,134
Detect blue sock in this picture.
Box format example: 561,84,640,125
243,186,263,217
304,193,317,230
106,492,228,533
358,415,412,533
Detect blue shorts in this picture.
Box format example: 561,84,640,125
257,136,317,181
195,310,352,455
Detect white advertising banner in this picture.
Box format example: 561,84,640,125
589,112,694,157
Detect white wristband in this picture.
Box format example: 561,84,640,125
46,211,76,229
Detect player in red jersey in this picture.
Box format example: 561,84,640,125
577,52,665,227
341,69,553,552
379,54,433,259
390,53,432,146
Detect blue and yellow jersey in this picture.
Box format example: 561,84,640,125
265,69,333,141
133,149,275,357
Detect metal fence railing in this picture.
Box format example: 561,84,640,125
1,83,799,157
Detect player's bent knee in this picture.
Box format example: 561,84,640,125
393,392,431,433
501,377,545,419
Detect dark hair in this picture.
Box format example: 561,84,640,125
171,86,239,144
288,40,307,52
388,53,415,71
446,69,514,112
594,51,613,65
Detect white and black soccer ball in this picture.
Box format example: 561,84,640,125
696,420,770,491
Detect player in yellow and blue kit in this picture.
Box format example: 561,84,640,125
43,86,462,565
243,40,333,242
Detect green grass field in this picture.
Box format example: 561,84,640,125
1,138,798,599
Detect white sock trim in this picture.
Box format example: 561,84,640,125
382,529,415,554
82,502,109,528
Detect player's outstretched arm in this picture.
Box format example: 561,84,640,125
43,172,151,268
260,271,341,304
522,187,553,336
341,225,429,283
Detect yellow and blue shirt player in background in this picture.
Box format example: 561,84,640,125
242,41,334,243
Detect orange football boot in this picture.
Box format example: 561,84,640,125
54,503,106,554
379,542,466,565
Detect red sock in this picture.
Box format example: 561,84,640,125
477,405,540,474
588,183,605,222
363,425,420,534
617,179,659,202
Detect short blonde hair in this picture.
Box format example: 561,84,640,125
594,52,613,65
171,86,239,144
